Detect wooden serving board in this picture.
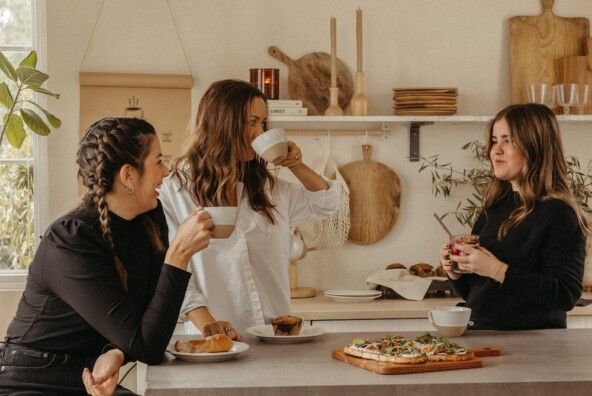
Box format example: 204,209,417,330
558,37,592,114
332,350,484,375
508,0,589,105
338,145,400,245
268,46,353,115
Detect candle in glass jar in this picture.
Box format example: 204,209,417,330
249,68,279,100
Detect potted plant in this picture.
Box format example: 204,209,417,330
0,49,61,149
419,140,592,288
0,49,60,269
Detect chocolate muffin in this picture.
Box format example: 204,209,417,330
272,315,303,336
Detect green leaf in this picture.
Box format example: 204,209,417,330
19,51,37,68
29,86,60,98
0,50,18,81
20,108,50,136
16,66,49,88
24,100,62,128
6,114,26,149
0,82,14,108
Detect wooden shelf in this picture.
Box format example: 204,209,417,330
269,115,592,161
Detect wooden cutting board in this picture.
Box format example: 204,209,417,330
508,0,589,104
557,37,592,114
268,46,353,115
338,145,400,245
332,350,484,374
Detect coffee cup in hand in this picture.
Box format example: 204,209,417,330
428,306,471,337
251,128,288,163
204,207,238,239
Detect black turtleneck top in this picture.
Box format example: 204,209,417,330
5,200,190,365
450,192,585,330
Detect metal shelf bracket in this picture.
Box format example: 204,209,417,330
409,122,434,162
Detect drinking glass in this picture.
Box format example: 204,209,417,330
526,83,555,108
556,84,578,115
574,84,590,115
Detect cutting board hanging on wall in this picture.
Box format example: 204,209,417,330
508,0,589,104
338,145,400,245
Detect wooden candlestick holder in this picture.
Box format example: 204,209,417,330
324,87,344,115
349,72,369,116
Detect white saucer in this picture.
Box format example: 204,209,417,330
246,324,326,344
325,294,382,303
325,290,382,301
167,341,249,362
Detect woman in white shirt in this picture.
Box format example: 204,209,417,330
159,79,339,340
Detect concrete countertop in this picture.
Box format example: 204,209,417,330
290,292,592,321
146,329,592,396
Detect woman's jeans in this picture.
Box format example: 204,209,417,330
0,342,137,395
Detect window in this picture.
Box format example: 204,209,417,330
0,0,47,284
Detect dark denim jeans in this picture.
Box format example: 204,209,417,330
0,343,137,396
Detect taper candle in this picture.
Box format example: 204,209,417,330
330,16,337,88
356,8,363,73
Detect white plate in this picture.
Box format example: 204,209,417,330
324,289,383,298
326,294,382,303
167,341,249,362
246,324,326,344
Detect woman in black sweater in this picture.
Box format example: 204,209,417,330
0,118,212,395
440,103,591,330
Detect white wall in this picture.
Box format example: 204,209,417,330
45,0,592,291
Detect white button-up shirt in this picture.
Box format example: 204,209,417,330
158,173,339,333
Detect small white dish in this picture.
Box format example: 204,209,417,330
246,324,326,344
167,341,249,362
325,294,382,303
324,289,383,298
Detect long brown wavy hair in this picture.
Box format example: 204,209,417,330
170,79,277,223
483,103,592,239
77,117,165,289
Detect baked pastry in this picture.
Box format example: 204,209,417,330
272,315,303,336
409,263,434,277
174,334,233,353
435,266,447,277
385,263,406,270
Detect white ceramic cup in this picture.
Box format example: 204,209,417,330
288,229,307,261
251,128,288,163
428,306,471,337
204,206,238,239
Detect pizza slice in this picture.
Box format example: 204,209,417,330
413,333,474,361
344,336,427,364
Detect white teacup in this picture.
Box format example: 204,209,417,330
204,206,238,239
428,306,471,337
251,128,288,163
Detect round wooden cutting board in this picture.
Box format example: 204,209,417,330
338,145,401,244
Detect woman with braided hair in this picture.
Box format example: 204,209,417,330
0,117,212,395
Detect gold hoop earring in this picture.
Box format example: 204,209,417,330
126,184,134,194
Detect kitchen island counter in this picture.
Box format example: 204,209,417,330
145,329,592,396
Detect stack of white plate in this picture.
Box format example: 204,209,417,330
324,289,383,303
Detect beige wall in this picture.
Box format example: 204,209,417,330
44,0,592,291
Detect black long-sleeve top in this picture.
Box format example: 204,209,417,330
450,192,585,330
5,200,190,365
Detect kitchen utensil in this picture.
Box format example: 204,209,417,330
433,212,454,238
268,46,353,115
508,0,589,105
338,144,400,244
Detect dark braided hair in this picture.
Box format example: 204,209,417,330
77,117,164,289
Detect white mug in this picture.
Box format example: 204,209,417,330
288,229,307,261
428,306,471,337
